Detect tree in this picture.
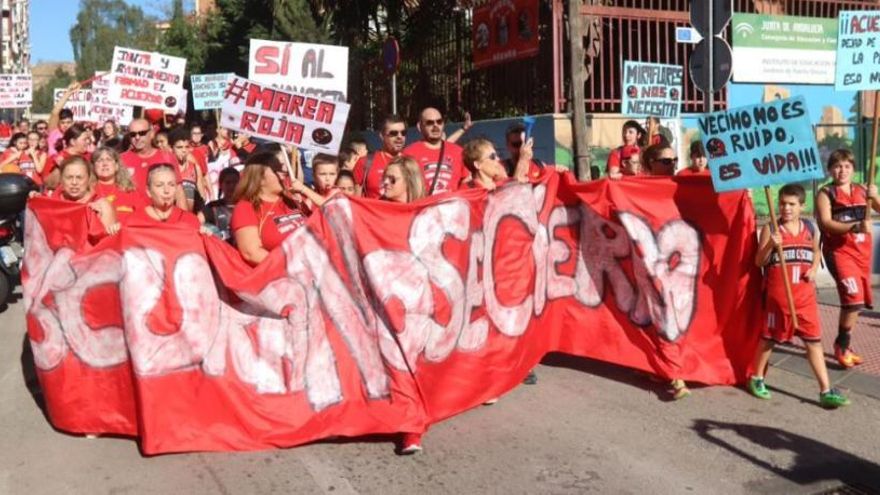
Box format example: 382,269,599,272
32,67,74,114
158,0,215,75
69,0,159,81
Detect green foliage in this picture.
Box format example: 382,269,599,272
158,0,213,75
32,67,74,113
69,0,159,81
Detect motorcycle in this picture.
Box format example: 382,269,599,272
0,173,35,306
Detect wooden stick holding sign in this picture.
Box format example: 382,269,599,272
763,186,799,329
866,91,880,222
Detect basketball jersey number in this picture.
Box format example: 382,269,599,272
842,277,859,295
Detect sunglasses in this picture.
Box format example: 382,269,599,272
386,130,405,137
485,152,498,161
423,118,444,127
129,129,150,138
508,141,523,148
383,175,399,185
654,157,678,167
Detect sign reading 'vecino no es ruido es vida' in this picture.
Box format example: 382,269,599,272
620,61,683,119
699,96,824,192
835,10,880,90
221,75,350,154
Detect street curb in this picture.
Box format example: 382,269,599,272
769,347,880,401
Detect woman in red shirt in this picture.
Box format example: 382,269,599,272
91,147,146,221
47,156,119,239
231,151,310,265
125,164,201,228
44,123,93,189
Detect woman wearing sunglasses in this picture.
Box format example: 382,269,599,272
460,137,514,190
643,143,678,177
230,152,311,265
380,156,425,203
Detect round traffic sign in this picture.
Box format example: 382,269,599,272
383,37,400,75
689,36,733,93
690,0,732,36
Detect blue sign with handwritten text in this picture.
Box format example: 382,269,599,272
835,10,880,91
698,96,824,192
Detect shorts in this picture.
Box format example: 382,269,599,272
762,295,821,344
825,252,873,309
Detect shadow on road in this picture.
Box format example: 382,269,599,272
19,333,49,421
541,352,679,401
692,419,880,491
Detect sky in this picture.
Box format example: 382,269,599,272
29,0,172,64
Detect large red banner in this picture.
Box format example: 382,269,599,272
472,0,540,69
23,174,761,454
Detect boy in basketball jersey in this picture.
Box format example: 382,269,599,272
749,184,849,408
816,149,880,368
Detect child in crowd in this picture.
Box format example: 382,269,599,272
749,183,849,408
678,141,709,176
335,170,359,196
199,167,240,243
312,154,340,196
815,149,880,367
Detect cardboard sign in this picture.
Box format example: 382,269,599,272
108,46,187,109
90,72,134,125
0,74,32,108
220,75,350,154
621,61,683,119
248,40,348,102
699,96,824,192
472,0,540,69
53,88,93,121
835,11,880,91
191,73,234,110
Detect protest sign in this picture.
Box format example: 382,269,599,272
249,39,348,101
835,11,880,91
107,46,186,110
621,61,683,119
0,74,32,108
472,0,540,69
221,75,350,154
191,73,233,110
53,88,93,121
90,72,133,125
699,96,823,192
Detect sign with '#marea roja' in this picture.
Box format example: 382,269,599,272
248,39,348,102
221,75,350,154
699,96,824,192
108,46,187,110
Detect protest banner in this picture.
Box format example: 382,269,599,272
191,73,233,110
89,72,133,125
53,88,92,121
732,13,837,85
472,0,540,69
221,75,350,154
621,61,683,119
107,46,186,110
0,74,32,108
835,11,880,91
24,174,759,454
249,39,348,101
700,95,822,328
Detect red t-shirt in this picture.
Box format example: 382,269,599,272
230,199,307,252
677,167,710,176
120,148,178,195
124,206,201,229
93,182,147,220
607,145,640,173
0,149,42,183
352,151,397,199
190,144,209,176
46,149,91,180
403,140,466,195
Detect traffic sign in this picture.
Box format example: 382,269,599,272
689,36,733,93
690,0,732,36
383,37,400,75
676,27,703,44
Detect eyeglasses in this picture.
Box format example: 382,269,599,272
508,141,523,148
423,118,444,127
382,175,399,185
129,129,150,138
654,157,678,166
484,152,498,161
386,130,405,137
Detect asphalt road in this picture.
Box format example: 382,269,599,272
1,293,879,495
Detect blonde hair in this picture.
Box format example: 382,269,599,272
385,156,425,202
91,146,135,192
462,138,493,175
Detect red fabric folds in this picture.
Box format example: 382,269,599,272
22,174,761,454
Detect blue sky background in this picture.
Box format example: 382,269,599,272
30,0,177,63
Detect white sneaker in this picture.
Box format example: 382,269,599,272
483,397,499,405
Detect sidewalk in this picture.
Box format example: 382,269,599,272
769,285,880,401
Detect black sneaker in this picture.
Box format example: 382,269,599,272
522,370,538,385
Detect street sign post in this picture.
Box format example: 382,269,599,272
689,0,733,111
383,37,400,115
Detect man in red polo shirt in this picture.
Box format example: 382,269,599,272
353,115,407,199
403,107,467,196
121,118,178,196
